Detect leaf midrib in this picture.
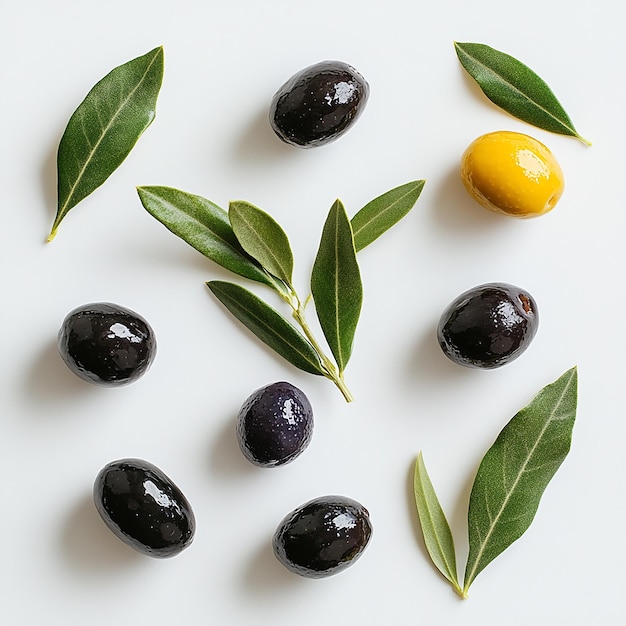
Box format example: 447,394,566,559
60,50,161,216
464,370,575,588
332,208,343,368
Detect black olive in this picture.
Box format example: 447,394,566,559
58,302,156,386
269,60,369,148
437,282,539,369
237,381,313,467
93,458,195,558
273,495,372,578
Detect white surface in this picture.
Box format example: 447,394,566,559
2,1,625,624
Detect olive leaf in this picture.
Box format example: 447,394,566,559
454,42,590,145
351,180,425,252
463,366,578,594
229,200,294,286
311,200,363,373
414,367,578,597
413,453,462,596
50,46,164,241
137,186,277,290
206,280,324,376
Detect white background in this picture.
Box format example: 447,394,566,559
2,1,624,624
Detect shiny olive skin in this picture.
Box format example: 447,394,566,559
58,302,156,386
269,60,369,148
93,459,195,558
237,382,313,467
273,495,372,578
437,282,538,369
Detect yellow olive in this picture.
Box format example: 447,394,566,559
460,131,565,218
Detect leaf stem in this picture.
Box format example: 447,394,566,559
283,288,354,402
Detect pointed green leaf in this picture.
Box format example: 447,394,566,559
454,42,590,145
207,281,324,376
50,46,164,240
137,186,277,290
351,181,425,252
311,200,363,373
463,367,578,594
414,453,462,596
229,200,294,285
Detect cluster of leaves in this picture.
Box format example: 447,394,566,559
414,367,578,597
137,182,424,401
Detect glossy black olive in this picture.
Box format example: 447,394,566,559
237,381,313,467
437,282,539,369
269,60,369,148
93,459,195,558
58,302,156,386
273,495,372,578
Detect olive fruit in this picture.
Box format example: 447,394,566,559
58,302,156,386
437,282,538,369
273,495,372,578
237,381,313,467
93,458,195,558
269,60,369,148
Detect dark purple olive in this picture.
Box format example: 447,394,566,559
273,495,372,578
437,282,539,369
269,60,369,148
93,459,195,558
58,302,156,386
237,381,313,467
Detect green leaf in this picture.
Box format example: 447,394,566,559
414,453,462,596
229,200,294,286
463,367,578,594
454,42,590,145
137,186,277,290
50,46,164,241
206,280,324,376
311,200,363,373
351,181,425,252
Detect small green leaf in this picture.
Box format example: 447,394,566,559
454,42,590,145
137,186,277,290
414,453,463,596
311,200,363,373
50,46,164,241
463,367,578,594
207,281,324,376
229,200,294,286
351,181,425,252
